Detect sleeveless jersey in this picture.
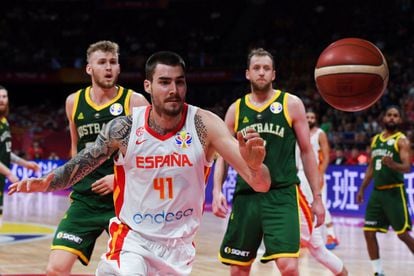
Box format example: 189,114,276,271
296,128,323,171
113,104,212,240
71,86,132,205
0,117,11,210
370,131,405,188
234,90,299,195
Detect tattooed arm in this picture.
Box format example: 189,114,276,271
8,115,133,194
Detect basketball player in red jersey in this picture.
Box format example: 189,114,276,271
9,51,271,275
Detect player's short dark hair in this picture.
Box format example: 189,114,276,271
145,51,186,81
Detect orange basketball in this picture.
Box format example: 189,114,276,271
314,38,389,112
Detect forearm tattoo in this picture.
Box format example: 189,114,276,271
195,113,207,149
47,115,133,191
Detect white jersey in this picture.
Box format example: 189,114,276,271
296,128,323,171
113,104,212,241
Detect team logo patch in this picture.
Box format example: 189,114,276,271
110,103,123,116
175,131,192,148
387,139,395,146
0,222,55,245
269,102,283,114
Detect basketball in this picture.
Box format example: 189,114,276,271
314,37,389,112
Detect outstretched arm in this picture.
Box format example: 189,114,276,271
8,115,132,194
11,152,40,172
200,109,270,193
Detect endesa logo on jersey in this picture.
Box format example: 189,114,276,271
136,152,193,168
133,208,194,224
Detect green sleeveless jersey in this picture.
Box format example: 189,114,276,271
71,86,132,206
0,117,11,200
370,131,405,188
234,90,299,195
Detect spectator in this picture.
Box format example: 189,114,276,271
331,147,346,165
345,147,360,165
48,152,60,160
27,141,45,160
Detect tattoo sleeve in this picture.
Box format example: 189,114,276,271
47,115,133,191
195,113,207,149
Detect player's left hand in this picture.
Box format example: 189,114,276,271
311,196,326,228
237,128,266,170
91,174,114,196
212,191,228,218
381,156,393,168
8,173,54,195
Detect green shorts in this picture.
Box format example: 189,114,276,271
219,185,300,266
52,197,115,265
364,185,412,234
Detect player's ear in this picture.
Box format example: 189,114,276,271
144,80,151,94
86,64,92,76
245,69,250,81
272,69,276,81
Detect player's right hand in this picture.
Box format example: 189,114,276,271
356,189,364,204
212,192,228,218
8,173,54,195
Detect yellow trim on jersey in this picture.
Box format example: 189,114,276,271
396,185,411,234
261,252,300,261
51,245,89,264
0,117,7,124
218,253,255,266
124,89,132,115
283,92,292,127
71,89,82,121
363,227,388,233
85,86,125,111
244,89,281,112
234,98,241,133
378,131,404,152
375,183,403,190
371,134,379,148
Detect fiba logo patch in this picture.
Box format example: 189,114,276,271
387,139,395,146
269,102,283,114
175,131,192,148
110,103,123,116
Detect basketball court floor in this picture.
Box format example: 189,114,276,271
1,192,413,275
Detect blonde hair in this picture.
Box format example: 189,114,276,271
86,40,119,62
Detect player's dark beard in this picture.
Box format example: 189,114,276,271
0,103,9,118
384,122,398,132
308,122,316,129
251,82,272,92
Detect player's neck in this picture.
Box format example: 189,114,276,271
249,89,275,105
148,107,183,135
309,126,318,134
89,85,118,104
382,130,397,138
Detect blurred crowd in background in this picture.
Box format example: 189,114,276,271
1,0,414,164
